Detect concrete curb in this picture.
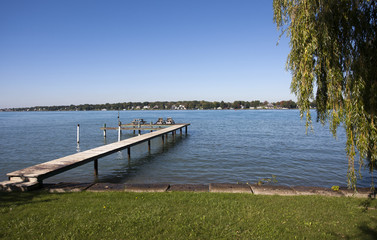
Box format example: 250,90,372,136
293,186,344,197
339,187,372,198
168,184,209,192
209,183,252,193
32,183,377,198
251,185,296,196
86,183,125,192
45,182,94,193
0,180,41,192
124,183,170,192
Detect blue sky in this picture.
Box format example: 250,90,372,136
0,0,293,108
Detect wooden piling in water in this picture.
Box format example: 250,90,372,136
103,124,107,138
77,124,80,144
118,122,121,142
94,159,98,176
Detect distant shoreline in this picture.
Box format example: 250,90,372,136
1,99,313,112
0,108,302,113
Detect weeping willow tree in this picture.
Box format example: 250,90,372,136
273,0,377,189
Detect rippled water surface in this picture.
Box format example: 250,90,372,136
0,110,374,187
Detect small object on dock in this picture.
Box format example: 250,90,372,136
100,118,185,137
132,119,146,125
166,117,175,125
155,118,165,125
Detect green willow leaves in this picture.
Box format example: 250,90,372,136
273,0,377,189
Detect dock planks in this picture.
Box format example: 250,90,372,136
2,124,189,190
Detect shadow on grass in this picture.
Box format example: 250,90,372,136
359,198,376,212
328,220,377,240
358,222,377,240
0,190,56,208
357,198,377,240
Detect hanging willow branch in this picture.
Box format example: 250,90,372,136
273,0,377,189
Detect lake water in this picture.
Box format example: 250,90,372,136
0,110,375,188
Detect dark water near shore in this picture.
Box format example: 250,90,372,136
0,110,375,188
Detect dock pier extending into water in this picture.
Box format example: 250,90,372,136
0,123,190,192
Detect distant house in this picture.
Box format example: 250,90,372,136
143,106,150,110
178,105,186,110
135,106,141,110
171,105,186,110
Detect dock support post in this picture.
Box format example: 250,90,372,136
103,123,107,138
127,147,131,159
94,159,98,176
77,124,80,144
185,126,188,135
180,128,182,136
162,135,165,144
118,122,121,142
148,140,151,152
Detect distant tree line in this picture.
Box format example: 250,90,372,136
0,100,313,112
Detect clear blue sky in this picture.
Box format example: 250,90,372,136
0,0,293,108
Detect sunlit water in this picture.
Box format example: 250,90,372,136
0,110,375,188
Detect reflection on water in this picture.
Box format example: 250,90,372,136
0,110,375,188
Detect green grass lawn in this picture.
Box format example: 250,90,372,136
1,191,376,239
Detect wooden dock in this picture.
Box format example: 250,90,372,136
101,123,172,135
100,120,180,138
0,124,189,191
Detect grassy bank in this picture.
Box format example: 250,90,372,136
1,191,376,239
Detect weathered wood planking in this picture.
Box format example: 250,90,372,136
6,124,190,184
